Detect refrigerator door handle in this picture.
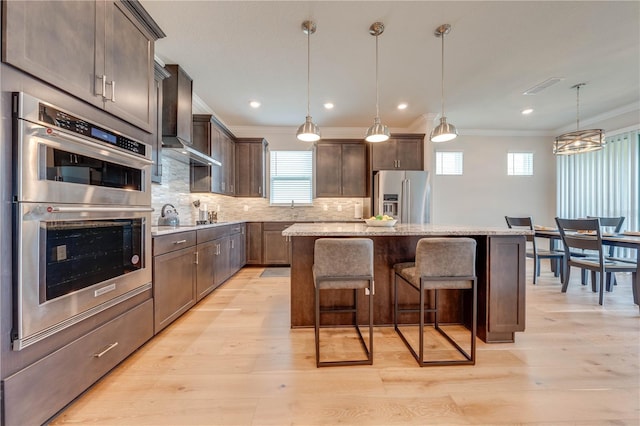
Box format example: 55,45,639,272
400,179,407,223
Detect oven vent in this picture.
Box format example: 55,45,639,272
523,77,564,95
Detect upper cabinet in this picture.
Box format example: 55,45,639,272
316,140,368,197
370,134,425,171
151,62,171,183
2,0,165,132
191,114,235,195
235,138,268,197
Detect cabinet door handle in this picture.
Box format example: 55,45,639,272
173,239,187,245
105,80,116,102
231,240,234,249
97,74,106,98
258,186,262,195
194,251,199,265
94,342,118,358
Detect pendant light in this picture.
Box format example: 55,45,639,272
430,24,458,143
365,22,390,143
296,20,321,142
553,83,604,155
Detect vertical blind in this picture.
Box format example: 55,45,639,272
270,150,313,204
557,130,640,234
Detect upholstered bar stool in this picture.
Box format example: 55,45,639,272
313,238,374,367
394,237,477,366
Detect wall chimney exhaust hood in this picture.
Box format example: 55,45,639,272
162,64,221,166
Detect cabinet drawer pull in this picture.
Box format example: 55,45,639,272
173,239,187,245
94,342,118,358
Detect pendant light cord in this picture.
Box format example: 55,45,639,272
576,84,580,131
440,31,445,117
306,26,311,117
375,33,380,118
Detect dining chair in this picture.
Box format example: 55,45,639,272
555,217,637,305
583,216,626,288
505,216,564,284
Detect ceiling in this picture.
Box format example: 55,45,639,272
142,1,640,135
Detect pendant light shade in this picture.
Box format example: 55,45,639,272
296,20,320,142
553,83,604,155
430,24,458,143
365,22,389,143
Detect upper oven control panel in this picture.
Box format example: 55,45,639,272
37,103,146,157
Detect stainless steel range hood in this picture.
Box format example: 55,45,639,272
162,137,221,166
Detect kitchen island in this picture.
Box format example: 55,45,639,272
282,222,530,343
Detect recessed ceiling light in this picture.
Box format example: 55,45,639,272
397,103,408,110
324,102,334,109
249,100,261,108
521,108,534,115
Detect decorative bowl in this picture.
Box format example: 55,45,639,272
364,219,398,227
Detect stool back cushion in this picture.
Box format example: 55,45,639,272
416,237,476,278
313,238,374,278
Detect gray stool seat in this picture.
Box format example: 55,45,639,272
313,238,374,367
394,237,477,367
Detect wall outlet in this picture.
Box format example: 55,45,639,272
243,205,249,212
322,204,328,211
337,205,342,212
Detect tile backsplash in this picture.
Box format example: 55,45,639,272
152,156,371,225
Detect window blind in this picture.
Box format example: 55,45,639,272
508,152,534,176
436,151,463,175
270,150,313,204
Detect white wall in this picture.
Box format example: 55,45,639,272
431,134,557,227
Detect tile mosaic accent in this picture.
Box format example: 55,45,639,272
152,156,371,226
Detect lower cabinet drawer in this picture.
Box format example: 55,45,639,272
2,299,154,426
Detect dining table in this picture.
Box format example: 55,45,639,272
534,227,640,307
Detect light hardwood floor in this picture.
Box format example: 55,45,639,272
50,263,640,425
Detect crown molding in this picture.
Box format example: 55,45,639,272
553,102,640,133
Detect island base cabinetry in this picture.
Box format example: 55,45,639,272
289,234,526,343
2,299,153,426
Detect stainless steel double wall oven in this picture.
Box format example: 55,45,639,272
12,92,153,350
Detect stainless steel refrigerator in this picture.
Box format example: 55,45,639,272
373,171,431,224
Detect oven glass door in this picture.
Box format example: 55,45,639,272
13,203,152,350
43,218,143,302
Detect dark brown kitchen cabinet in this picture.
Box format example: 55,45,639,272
316,140,367,197
192,114,235,195
3,0,164,132
263,222,293,265
195,240,217,301
236,138,267,197
152,231,197,333
151,62,171,183
213,224,245,286
245,222,263,264
370,134,425,170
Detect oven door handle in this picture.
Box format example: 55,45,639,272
46,206,154,214
32,127,152,166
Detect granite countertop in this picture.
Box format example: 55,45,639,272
151,220,245,236
281,222,532,237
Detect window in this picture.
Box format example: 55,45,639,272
435,151,463,175
507,152,534,176
270,150,313,205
